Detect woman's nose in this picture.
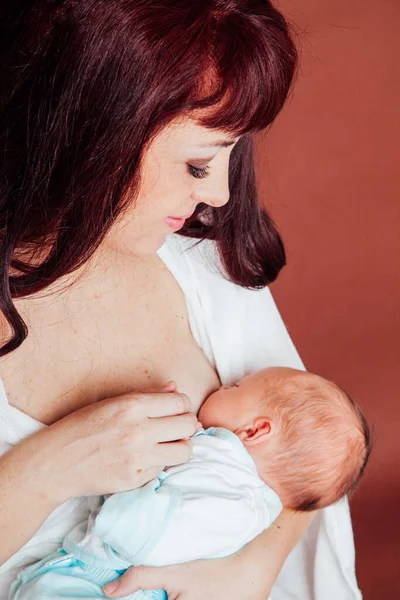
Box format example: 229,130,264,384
193,166,230,208
206,184,230,208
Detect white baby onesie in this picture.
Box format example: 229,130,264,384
10,428,282,600
64,427,283,568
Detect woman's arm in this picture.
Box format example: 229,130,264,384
103,508,314,599
0,385,196,565
236,508,314,591
0,437,62,564
251,507,314,561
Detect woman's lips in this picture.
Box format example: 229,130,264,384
164,216,186,230
164,213,193,231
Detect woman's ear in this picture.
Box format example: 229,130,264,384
236,417,273,446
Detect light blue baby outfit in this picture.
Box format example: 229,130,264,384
11,428,282,600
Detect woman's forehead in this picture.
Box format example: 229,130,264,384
159,116,239,145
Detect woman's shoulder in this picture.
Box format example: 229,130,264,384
158,233,286,320
159,234,259,297
158,234,225,281
159,234,305,377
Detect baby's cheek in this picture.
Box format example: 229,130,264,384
198,390,230,428
197,398,216,428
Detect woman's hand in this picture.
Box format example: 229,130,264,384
0,380,199,564
102,509,314,600
17,381,198,505
103,551,272,600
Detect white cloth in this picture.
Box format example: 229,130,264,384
63,427,283,569
0,233,362,599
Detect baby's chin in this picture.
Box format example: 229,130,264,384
197,396,225,429
197,403,212,429
198,387,241,430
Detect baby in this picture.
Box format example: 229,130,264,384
11,367,372,600
199,366,372,512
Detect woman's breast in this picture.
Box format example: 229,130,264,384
154,337,221,414
1,258,220,423
91,325,221,415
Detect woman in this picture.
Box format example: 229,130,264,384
0,2,361,599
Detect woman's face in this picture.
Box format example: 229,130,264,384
107,116,241,256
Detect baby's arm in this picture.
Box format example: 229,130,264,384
94,462,281,567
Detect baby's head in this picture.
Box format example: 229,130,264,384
198,367,372,511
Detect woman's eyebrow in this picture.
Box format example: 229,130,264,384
197,139,237,148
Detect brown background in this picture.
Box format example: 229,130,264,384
256,0,400,598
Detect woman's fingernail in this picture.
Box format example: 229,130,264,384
159,380,174,389
103,581,119,596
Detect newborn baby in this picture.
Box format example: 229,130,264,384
199,366,372,512
11,367,372,600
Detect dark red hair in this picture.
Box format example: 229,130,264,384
0,0,298,356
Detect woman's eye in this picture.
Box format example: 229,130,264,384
188,164,210,179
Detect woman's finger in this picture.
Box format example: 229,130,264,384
153,439,193,466
136,392,192,418
132,466,163,487
103,565,177,598
140,381,177,394
148,413,198,442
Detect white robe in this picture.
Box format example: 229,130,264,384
0,233,362,600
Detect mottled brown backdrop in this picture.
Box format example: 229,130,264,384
256,1,400,597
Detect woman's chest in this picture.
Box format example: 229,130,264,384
0,260,220,424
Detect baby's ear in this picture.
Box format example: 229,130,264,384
236,418,273,446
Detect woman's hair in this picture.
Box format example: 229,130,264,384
0,0,298,356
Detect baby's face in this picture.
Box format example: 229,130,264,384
198,366,298,432
198,373,260,431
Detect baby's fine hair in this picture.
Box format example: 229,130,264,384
263,372,373,512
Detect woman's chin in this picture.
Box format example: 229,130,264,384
105,216,173,257
131,234,168,257
108,229,169,258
